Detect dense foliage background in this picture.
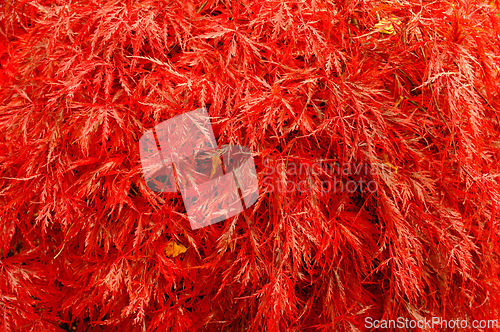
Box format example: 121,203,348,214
1,0,500,330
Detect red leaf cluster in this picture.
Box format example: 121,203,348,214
1,0,500,331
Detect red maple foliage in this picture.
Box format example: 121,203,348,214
1,0,500,331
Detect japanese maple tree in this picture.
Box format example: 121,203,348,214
1,0,500,331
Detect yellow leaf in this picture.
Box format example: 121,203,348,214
210,154,222,177
165,241,187,257
382,153,399,173
395,95,404,107
374,16,401,35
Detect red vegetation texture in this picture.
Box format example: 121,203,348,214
1,0,500,331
